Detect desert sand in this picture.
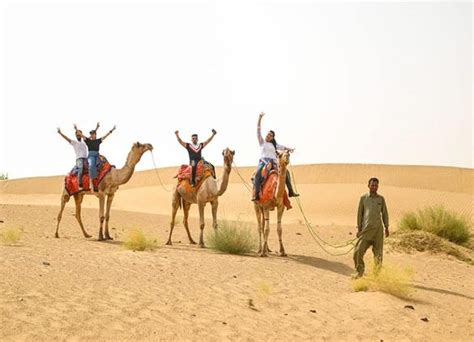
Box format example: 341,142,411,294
1,163,473,341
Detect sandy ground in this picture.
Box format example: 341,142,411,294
0,164,473,341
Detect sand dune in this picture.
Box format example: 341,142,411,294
0,164,473,340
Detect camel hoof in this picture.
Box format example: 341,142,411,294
198,244,205,248
189,240,197,245
98,236,104,241
280,252,287,257
55,233,59,239
84,234,92,238
165,241,172,246
105,236,113,240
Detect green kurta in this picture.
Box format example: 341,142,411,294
353,192,389,277
357,193,389,241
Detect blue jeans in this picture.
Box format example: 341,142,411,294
88,151,99,180
76,158,86,187
253,158,276,199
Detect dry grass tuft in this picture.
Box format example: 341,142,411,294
1,227,22,245
123,229,159,251
207,220,257,255
352,263,414,299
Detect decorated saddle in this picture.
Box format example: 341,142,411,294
253,161,291,210
64,155,113,195
175,160,215,193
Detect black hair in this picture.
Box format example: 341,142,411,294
269,130,277,150
191,134,198,138
368,177,379,185
90,130,97,135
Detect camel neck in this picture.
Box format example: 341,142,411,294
116,150,141,185
275,163,287,200
217,163,232,196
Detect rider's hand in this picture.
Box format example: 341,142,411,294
57,127,61,134
175,130,179,135
73,124,77,130
259,112,265,117
212,129,217,135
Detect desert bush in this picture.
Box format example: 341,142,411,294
352,263,414,299
389,230,473,264
399,205,470,244
1,227,22,245
123,229,159,251
207,220,257,255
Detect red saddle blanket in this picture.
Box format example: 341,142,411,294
175,161,206,181
64,158,113,195
258,172,291,210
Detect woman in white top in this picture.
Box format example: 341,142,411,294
252,112,299,201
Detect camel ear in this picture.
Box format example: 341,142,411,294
222,150,225,156
231,150,235,155
136,142,141,147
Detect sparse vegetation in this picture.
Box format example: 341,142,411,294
389,230,474,264
207,220,257,255
1,227,22,245
0,173,8,180
399,205,471,244
352,263,414,299
123,229,159,251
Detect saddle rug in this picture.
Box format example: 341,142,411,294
64,156,113,195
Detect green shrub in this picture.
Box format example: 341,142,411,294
123,229,159,251
399,205,470,244
0,173,8,180
352,263,414,299
1,227,22,245
207,221,257,255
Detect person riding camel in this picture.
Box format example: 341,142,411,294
252,112,299,201
175,129,217,187
57,127,88,190
74,122,116,191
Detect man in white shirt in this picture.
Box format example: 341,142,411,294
57,127,89,189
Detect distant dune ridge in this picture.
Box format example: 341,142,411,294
1,164,472,227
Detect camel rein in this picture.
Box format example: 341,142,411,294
150,152,173,193
232,159,356,256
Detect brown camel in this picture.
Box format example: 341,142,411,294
55,142,153,240
166,148,234,247
254,151,291,257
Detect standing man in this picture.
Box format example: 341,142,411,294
57,127,88,190
175,129,217,186
75,122,116,189
352,177,389,279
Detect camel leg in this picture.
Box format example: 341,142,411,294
55,190,71,238
97,194,106,241
211,199,218,231
198,202,206,248
74,194,91,238
104,193,115,240
183,201,197,245
277,205,287,257
260,210,270,257
254,203,263,254
166,191,181,245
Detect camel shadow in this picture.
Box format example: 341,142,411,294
288,254,353,277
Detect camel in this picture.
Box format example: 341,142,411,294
55,142,153,240
254,150,291,257
166,148,235,247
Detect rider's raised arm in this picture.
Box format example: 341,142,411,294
174,131,187,148
202,129,217,148
57,128,72,144
257,112,264,145
101,125,116,141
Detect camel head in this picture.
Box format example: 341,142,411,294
126,142,154,166
132,142,153,154
222,148,235,167
278,150,291,168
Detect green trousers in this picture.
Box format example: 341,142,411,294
353,236,383,276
